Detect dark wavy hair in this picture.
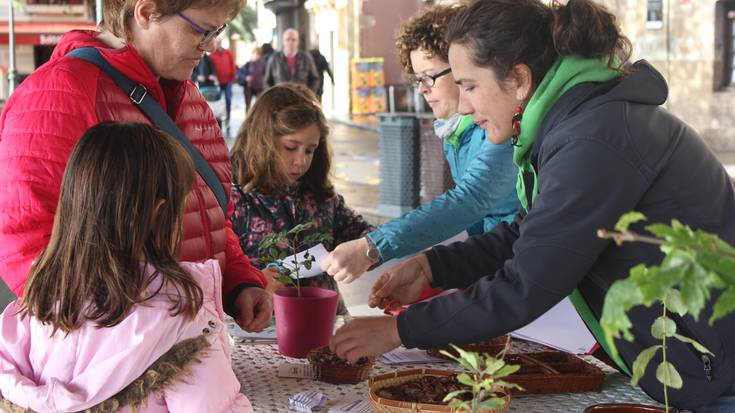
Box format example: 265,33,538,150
446,0,632,88
395,4,466,76
19,122,202,334
231,83,334,199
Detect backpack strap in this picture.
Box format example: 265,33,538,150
66,47,228,217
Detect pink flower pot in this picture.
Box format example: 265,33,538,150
273,286,338,358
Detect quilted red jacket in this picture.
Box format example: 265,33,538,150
0,31,265,303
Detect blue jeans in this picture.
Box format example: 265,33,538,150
221,82,233,120
695,383,735,413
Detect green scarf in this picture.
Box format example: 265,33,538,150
513,55,620,211
444,115,475,148
512,55,631,376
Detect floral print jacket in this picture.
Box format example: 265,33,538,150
230,184,374,314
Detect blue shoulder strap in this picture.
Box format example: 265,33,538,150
66,47,228,217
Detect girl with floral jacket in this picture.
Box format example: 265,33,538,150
230,83,373,314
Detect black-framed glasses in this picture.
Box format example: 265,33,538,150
176,12,227,49
411,67,452,88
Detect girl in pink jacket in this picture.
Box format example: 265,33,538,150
0,122,252,412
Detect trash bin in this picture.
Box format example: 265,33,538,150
378,114,420,218
417,114,454,203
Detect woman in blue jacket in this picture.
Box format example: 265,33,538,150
321,4,519,283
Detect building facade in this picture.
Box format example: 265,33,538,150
0,0,96,100
599,0,735,150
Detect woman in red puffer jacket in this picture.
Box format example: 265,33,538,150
0,0,271,333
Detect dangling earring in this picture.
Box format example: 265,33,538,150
510,105,523,147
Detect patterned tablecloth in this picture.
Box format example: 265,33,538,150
230,339,669,413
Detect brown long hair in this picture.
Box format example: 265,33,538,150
19,122,203,334
231,83,334,199
101,0,244,41
446,0,632,89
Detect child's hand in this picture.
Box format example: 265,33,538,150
234,288,273,332
263,267,287,294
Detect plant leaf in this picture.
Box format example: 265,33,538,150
656,361,683,389
275,276,294,284
476,398,506,410
601,276,644,355
631,345,661,385
664,290,687,316
673,333,713,355
711,286,735,325
455,373,475,387
615,211,647,232
442,389,469,403
651,316,677,339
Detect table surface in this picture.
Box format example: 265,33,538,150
230,339,669,413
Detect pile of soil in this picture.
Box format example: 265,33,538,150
375,375,472,404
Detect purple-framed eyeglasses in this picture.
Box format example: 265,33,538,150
176,12,227,48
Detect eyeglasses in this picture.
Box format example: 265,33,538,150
176,12,227,49
410,67,452,89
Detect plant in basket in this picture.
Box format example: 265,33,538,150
595,212,735,413
369,344,521,413
258,222,338,358
306,345,375,384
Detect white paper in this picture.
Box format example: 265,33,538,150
510,297,597,354
282,243,329,279
289,390,327,412
277,363,317,379
227,320,277,342
378,347,449,365
434,230,469,247
327,396,373,413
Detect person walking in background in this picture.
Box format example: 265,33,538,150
309,48,334,102
239,46,266,112
265,29,320,93
0,0,271,334
0,122,253,412
321,4,519,285
209,39,237,122
230,83,373,315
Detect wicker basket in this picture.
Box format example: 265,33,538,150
368,369,510,413
306,346,374,384
505,352,604,394
427,336,512,361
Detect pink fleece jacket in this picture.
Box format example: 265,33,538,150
0,260,252,413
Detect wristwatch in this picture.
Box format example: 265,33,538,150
364,236,382,264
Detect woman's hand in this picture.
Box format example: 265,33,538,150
330,316,402,363
321,238,374,283
368,255,432,310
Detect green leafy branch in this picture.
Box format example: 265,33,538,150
258,222,332,297
598,212,735,409
439,341,522,413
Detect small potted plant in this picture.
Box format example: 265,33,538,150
306,345,375,384
588,212,735,413
259,222,337,358
368,344,521,412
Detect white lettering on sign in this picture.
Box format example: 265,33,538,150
39,34,63,45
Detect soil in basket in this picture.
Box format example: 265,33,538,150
376,375,473,404
309,347,371,367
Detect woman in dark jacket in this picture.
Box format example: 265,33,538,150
329,1,735,411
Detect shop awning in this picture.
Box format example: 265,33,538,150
0,21,97,45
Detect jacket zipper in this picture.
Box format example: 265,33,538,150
669,313,714,381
